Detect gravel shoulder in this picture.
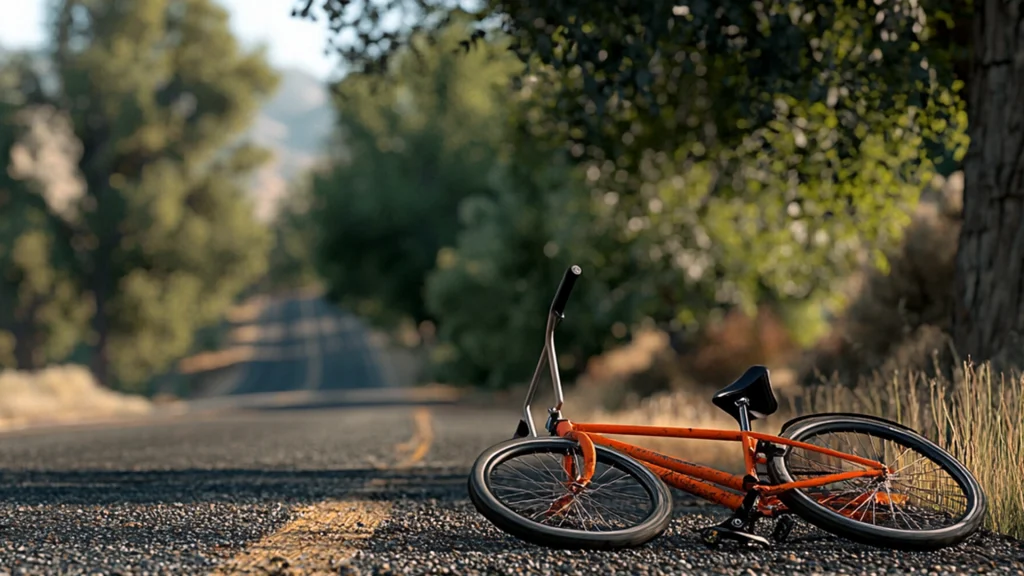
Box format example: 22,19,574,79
352,497,1022,576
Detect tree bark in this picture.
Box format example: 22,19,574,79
952,0,1024,366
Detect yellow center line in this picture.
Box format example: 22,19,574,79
209,500,392,576
394,407,434,468
211,407,436,573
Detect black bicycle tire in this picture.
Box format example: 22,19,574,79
767,416,986,550
779,412,918,435
468,437,673,550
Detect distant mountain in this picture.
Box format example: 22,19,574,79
245,67,336,221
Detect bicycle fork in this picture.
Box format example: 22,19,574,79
546,431,597,518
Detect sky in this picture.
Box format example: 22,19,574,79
0,0,339,80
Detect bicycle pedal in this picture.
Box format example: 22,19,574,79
772,516,797,543
698,524,771,549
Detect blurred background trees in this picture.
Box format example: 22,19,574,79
0,97,91,371
303,20,520,328
1,0,276,390
0,0,1005,399
288,0,981,389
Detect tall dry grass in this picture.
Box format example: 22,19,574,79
800,361,1024,538
0,364,154,430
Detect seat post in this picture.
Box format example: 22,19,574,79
735,398,752,432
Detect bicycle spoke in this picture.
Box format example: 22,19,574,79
488,444,656,533
783,427,968,533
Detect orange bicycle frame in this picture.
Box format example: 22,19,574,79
556,421,885,515
517,266,887,516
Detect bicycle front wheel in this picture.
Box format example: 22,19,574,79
767,416,986,550
468,437,673,549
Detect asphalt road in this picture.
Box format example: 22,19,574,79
192,294,400,399
0,402,1020,575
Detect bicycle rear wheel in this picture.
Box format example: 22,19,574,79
767,416,985,550
468,437,673,549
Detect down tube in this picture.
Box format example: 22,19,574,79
586,433,747,492
643,461,745,510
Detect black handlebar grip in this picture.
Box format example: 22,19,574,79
550,265,582,317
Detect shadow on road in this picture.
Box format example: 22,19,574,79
0,466,468,506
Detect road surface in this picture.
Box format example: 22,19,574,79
0,403,1019,575
0,296,1019,574
190,294,405,397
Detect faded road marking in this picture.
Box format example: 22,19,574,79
210,500,391,576
394,407,434,468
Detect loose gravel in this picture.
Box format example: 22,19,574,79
346,497,1024,576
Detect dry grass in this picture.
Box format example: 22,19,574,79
0,364,153,430
800,361,1024,538
572,329,677,411
566,323,799,472
573,320,798,414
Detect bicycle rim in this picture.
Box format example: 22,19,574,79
468,437,673,549
768,417,985,550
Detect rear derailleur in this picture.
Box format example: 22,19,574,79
698,490,797,549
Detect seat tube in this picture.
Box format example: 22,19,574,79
736,398,752,432
736,398,758,479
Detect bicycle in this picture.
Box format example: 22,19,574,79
468,265,986,551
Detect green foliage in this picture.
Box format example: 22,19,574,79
264,183,321,292
104,153,272,386
503,0,969,329
59,0,278,389
0,62,91,370
0,0,277,389
308,20,523,327
300,2,968,310
424,151,635,387
303,19,624,386
294,1,974,387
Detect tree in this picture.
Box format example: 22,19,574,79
298,19,626,387
295,0,967,160
0,68,92,369
307,19,522,327
10,0,278,388
303,0,1024,370
424,141,639,387
297,1,970,334
950,1,1024,366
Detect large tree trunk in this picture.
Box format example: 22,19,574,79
952,0,1024,366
